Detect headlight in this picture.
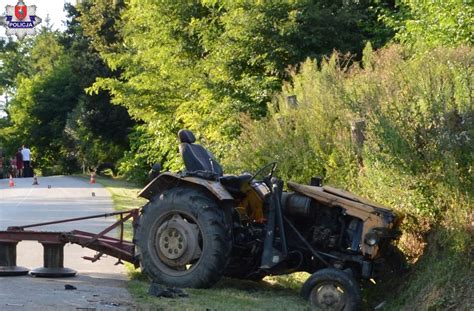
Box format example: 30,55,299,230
364,232,379,246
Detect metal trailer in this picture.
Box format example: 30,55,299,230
0,209,139,277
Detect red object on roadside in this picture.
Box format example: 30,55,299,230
89,172,96,184
9,175,14,187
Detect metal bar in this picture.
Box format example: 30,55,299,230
0,231,66,243
83,251,104,263
273,180,288,257
260,185,277,269
84,212,134,247
69,231,135,247
7,210,138,230
67,235,135,264
283,216,331,267
119,214,124,244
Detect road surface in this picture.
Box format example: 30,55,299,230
0,176,137,311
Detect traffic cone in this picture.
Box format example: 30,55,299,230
9,175,14,187
32,175,39,185
89,172,96,184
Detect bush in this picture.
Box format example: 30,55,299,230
226,44,473,257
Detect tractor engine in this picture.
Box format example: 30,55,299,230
226,190,365,278
281,192,363,254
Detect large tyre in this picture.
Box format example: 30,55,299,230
134,187,231,288
301,268,361,311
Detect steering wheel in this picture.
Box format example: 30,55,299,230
250,162,277,183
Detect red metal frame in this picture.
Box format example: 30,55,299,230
0,209,140,266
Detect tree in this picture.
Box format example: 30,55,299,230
61,3,134,171
81,0,394,180
382,0,473,48
1,3,134,175
6,30,80,171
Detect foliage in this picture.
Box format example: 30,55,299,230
60,3,134,172
0,5,133,175
382,0,473,48
82,0,394,181
0,38,29,95
227,44,473,308
233,42,474,245
3,30,80,172
381,205,472,310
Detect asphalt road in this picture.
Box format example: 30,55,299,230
0,176,137,311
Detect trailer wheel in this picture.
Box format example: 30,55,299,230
135,187,231,288
301,268,361,311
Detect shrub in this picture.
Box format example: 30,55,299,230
226,44,473,260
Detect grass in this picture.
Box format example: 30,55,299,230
381,228,473,310
127,275,309,311
95,175,311,310
94,175,147,212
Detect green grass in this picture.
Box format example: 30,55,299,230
127,275,309,310
94,175,147,211
381,228,473,310
95,175,311,310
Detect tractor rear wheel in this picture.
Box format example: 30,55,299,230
134,187,231,288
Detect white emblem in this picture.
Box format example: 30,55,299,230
0,1,42,40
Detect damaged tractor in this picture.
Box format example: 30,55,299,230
134,130,403,310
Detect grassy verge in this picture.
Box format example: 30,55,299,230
95,176,310,310
380,228,473,310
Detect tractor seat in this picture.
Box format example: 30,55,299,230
178,129,223,178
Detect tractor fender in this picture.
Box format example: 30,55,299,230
138,172,234,201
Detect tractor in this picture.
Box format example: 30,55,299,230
134,130,403,310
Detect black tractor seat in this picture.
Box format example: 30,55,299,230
178,129,223,177
177,129,252,195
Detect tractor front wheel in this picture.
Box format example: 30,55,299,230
301,268,361,311
135,187,231,288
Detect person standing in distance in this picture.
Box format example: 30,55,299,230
15,147,23,178
21,145,31,177
9,155,17,177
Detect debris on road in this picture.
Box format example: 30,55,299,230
65,284,77,290
148,282,188,298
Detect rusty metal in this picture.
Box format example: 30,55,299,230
83,210,137,247
0,209,140,274
138,172,234,201
0,231,67,243
156,214,201,267
7,210,137,231
68,230,137,265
